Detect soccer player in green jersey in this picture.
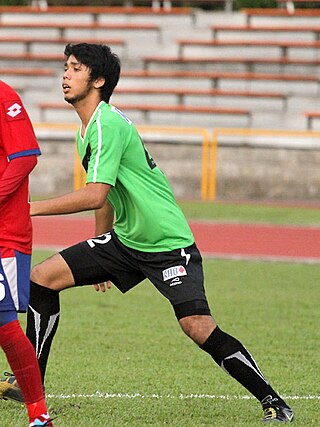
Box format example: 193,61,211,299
1,43,293,423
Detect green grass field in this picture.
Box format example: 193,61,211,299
0,202,319,426
178,200,320,225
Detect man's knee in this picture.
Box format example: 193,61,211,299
30,253,74,291
30,263,45,285
179,315,216,345
30,260,59,290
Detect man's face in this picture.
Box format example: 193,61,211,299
62,55,93,105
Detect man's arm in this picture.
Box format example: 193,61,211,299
93,199,115,293
30,182,111,216
0,156,37,208
95,199,114,236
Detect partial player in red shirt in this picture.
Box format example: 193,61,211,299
0,81,54,427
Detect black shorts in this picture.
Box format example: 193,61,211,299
60,230,211,320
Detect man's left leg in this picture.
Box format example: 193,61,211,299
0,249,54,426
0,251,71,403
178,313,293,423
152,243,293,423
0,319,54,427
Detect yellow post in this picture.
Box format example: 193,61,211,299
71,124,213,198
208,129,218,200
73,143,85,190
201,129,210,200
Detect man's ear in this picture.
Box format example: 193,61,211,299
94,77,105,89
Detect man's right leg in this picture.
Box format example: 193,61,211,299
26,282,60,383
0,318,54,426
0,248,55,424
26,253,76,382
1,253,73,405
2,234,134,404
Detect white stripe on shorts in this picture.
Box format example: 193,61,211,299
1,257,19,311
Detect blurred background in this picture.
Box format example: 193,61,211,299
1,0,320,203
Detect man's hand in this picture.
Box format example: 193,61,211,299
93,281,112,292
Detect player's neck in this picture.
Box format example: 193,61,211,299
74,97,101,127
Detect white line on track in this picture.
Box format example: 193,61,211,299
46,392,320,400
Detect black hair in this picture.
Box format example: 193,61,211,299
64,43,121,103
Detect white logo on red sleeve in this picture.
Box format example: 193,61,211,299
7,102,22,118
3,101,25,121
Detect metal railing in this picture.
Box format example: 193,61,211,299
34,123,320,201
209,127,320,200
34,124,212,199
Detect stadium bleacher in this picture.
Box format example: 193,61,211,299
177,38,320,58
0,36,126,55
38,100,252,127
115,87,288,111
0,5,192,20
1,4,320,129
0,22,162,43
143,55,320,74
242,7,320,25
210,24,320,40
0,3,318,202
305,111,320,129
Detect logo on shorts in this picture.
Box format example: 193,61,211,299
169,277,183,287
162,265,187,282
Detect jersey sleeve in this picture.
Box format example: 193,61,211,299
86,121,125,186
0,155,37,207
0,94,41,159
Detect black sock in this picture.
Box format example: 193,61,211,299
200,327,287,408
26,281,60,383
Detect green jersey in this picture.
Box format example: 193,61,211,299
76,101,194,252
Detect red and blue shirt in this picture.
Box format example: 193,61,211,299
0,80,41,253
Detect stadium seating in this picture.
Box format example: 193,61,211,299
276,0,320,14
38,101,252,127
0,22,161,43
0,5,192,20
115,87,288,110
305,111,320,130
242,8,320,25
177,39,320,57
146,0,234,12
143,55,320,74
0,36,126,54
0,67,56,106
1,5,320,129
121,69,319,91
0,53,63,66
0,67,54,76
210,24,320,41
0,67,55,85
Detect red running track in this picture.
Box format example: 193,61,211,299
32,216,320,263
